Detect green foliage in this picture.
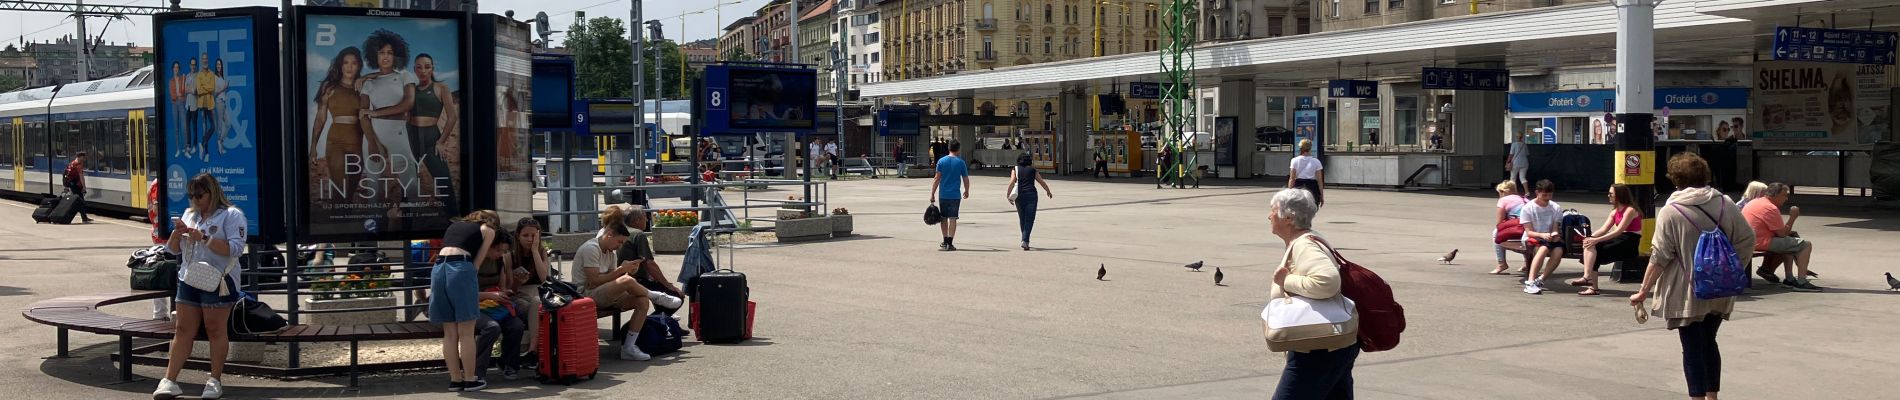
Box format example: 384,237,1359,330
561,16,701,100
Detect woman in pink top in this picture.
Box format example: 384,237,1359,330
1491,181,1527,275
1567,184,1644,295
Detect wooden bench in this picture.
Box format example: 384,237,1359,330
23,291,442,387
1498,240,1650,283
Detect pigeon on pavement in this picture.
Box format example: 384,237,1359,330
1886,272,1899,291
1437,249,1459,264
1097,264,1107,281
1214,268,1225,286
1185,261,1204,272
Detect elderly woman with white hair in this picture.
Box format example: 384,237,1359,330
1265,188,1358,399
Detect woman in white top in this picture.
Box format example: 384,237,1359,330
356,30,418,210
152,173,249,400
1286,139,1325,206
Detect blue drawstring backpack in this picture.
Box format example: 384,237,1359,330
1671,203,1747,300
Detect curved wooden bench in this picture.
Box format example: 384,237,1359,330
23,291,442,386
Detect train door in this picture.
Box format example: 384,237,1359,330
594,135,615,174
128,110,149,209
8,117,20,191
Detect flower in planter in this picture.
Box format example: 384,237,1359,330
832,207,850,215
655,210,700,228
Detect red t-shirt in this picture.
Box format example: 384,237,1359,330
1741,200,1784,251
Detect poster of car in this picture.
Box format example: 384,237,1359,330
1752,61,1891,148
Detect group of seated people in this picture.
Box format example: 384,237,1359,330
1488,179,1823,295
425,204,690,381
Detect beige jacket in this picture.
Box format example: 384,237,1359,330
1269,233,1344,302
1647,187,1751,328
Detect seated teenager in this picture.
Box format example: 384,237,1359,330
570,206,655,361
1519,180,1565,295
472,232,525,380
615,207,687,313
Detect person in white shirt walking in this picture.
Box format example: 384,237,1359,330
1285,139,1325,206
1507,131,1532,195
824,139,840,179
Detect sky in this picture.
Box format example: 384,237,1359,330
3,0,776,49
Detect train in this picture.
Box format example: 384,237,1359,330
0,66,161,217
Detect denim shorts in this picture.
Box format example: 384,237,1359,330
938,199,962,219
175,275,239,308
428,260,480,323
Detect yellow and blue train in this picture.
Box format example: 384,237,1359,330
0,66,160,216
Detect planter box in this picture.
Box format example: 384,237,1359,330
830,214,854,237
775,216,832,242
776,208,813,220
650,226,692,254
303,296,398,326
905,168,935,179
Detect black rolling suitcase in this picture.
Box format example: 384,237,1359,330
691,269,751,343
31,196,59,223
47,194,81,224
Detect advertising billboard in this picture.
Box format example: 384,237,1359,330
473,14,534,226
1753,61,1891,148
702,64,818,136
295,6,469,241
153,7,283,241
529,55,574,129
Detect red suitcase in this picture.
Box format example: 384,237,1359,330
537,296,599,384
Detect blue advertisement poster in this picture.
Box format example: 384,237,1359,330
298,7,467,241
156,11,274,239
1293,108,1326,158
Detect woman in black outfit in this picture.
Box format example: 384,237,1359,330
1006,153,1054,251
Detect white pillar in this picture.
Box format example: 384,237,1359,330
1613,0,1661,114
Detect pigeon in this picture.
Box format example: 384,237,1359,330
1097,264,1107,281
1886,272,1899,291
1185,261,1205,272
1214,268,1225,286
1437,249,1459,265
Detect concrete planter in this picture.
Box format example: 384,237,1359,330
830,214,854,237
905,168,934,179
776,208,813,220
650,226,692,254
303,296,398,326
775,216,832,242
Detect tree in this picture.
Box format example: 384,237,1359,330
2,43,17,54
641,40,692,99
0,74,23,91
562,17,633,98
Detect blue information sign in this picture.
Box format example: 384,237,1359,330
1129,82,1161,99
1421,67,1510,91
1327,80,1378,99
876,108,923,136
701,63,818,136
1772,26,1897,65
1293,108,1325,158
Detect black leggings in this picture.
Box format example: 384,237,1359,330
1677,315,1724,397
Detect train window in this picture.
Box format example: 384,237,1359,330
111,118,128,174
0,121,11,168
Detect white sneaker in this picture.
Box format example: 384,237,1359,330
619,345,651,361
200,377,223,399
1523,281,1544,295
152,378,184,400
649,290,684,309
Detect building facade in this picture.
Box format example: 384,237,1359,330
1201,0,1311,41
719,16,759,60
800,0,839,95
839,0,886,88
24,36,148,86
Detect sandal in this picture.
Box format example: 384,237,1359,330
1577,287,1601,296
1489,265,1510,275
1566,278,1596,287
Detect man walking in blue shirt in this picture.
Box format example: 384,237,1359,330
931,140,971,251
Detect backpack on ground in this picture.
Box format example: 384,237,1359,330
1308,236,1406,352
1671,204,1748,299
1559,209,1593,254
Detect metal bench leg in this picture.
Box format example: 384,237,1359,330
349,340,359,388
56,328,70,358
118,335,133,383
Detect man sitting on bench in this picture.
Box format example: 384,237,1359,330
571,206,681,361
615,206,687,314
1742,183,1823,292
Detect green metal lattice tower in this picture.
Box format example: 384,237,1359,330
1157,0,1196,188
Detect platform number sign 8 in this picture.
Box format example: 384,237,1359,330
708,88,725,109
315,24,337,46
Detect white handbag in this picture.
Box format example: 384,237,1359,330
178,234,237,295
1261,239,1359,352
